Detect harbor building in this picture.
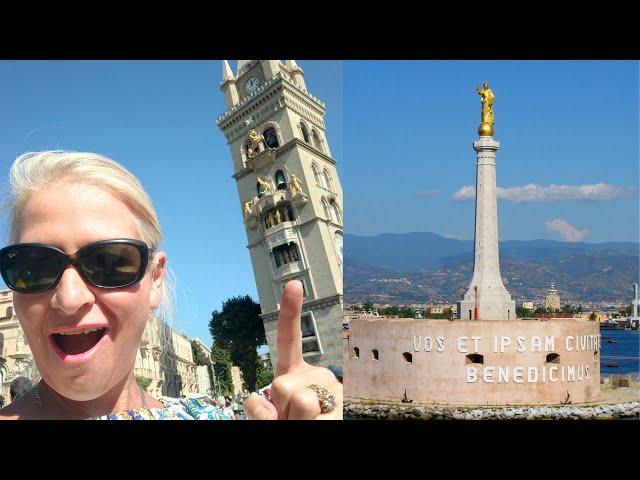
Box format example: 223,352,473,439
345,84,600,406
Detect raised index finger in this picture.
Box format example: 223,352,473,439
275,280,305,375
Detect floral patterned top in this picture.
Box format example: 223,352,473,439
89,396,232,420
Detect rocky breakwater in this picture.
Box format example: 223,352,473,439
344,401,640,420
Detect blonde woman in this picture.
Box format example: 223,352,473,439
0,151,342,420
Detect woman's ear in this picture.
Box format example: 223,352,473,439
149,251,167,310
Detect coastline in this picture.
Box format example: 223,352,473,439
344,381,640,420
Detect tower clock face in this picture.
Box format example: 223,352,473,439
245,76,260,94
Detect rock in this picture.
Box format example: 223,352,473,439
452,411,466,420
471,409,484,419
410,407,424,416
577,410,592,420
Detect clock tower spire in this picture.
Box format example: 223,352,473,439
217,60,343,370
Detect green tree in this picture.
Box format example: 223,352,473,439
210,342,233,396
516,306,534,318
135,376,152,391
191,340,214,390
209,295,265,392
589,311,597,321
362,299,374,311
191,341,210,366
256,361,274,390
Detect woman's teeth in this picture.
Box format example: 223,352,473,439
58,328,104,335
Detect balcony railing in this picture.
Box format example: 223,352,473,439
275,261,303,280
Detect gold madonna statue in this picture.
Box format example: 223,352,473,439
476,82,495,137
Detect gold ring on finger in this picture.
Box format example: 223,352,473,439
306,384,335,414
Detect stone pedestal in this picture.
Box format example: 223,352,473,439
459,136,515,320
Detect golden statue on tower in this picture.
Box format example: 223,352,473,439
476,81,495,137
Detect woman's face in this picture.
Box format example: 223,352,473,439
13,181,165,401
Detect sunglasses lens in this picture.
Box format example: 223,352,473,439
1,245,63,292
80,243,145,287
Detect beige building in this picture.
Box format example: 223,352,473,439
230,365,245,397
136,315,199,399
429,304,457,315
0,290,39,402
217,60,343,370
522,301,535,311
544,283,561,311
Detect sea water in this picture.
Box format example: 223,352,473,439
600,328,640,377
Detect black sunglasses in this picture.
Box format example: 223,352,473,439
0,239,154,293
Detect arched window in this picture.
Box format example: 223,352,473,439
322,198,333,222
402,352,413,363
257,181,265,198
273,242,300,268
332,203,342,224
372,349,379,360
311,163,323,187
300,122,310,143
546,353,560,364
275,170,287,190
264,127,279,149
0,333,4,356
334,231,343,264
465,354,484,365
301,314,315,338
312,129,323,152
5,307,12,319
353,347,360,358
323,169,333,191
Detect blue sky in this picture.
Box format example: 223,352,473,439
0,60,343,349
343,61,639,243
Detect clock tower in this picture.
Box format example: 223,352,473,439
217,60,343,370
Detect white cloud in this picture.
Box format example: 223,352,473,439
452,183,636,203
545,219,591,242
443,233,465,240
452,186,476,201
416,188,441,197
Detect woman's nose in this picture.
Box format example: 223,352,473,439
50,266,95,315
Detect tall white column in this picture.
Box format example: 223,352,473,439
458,136,515,320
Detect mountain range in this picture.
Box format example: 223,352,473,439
345,232,639,306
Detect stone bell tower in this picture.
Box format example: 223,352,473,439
216,60,343,369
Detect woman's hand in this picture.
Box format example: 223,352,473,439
244,280,343,420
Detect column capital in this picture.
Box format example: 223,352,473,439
473,137,500,151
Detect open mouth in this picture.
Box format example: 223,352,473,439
52,328,107,356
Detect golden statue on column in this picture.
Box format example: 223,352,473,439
476,81,495,137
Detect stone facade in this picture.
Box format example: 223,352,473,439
0,290,39,402
544,283,561,311
217,60,343,370
345,317,600,406
191,337,215,395
231,365,244,397
136,315,199,399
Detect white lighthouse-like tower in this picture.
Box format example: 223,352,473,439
458,82,515,321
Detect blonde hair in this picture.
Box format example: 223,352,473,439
6,151,175,323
